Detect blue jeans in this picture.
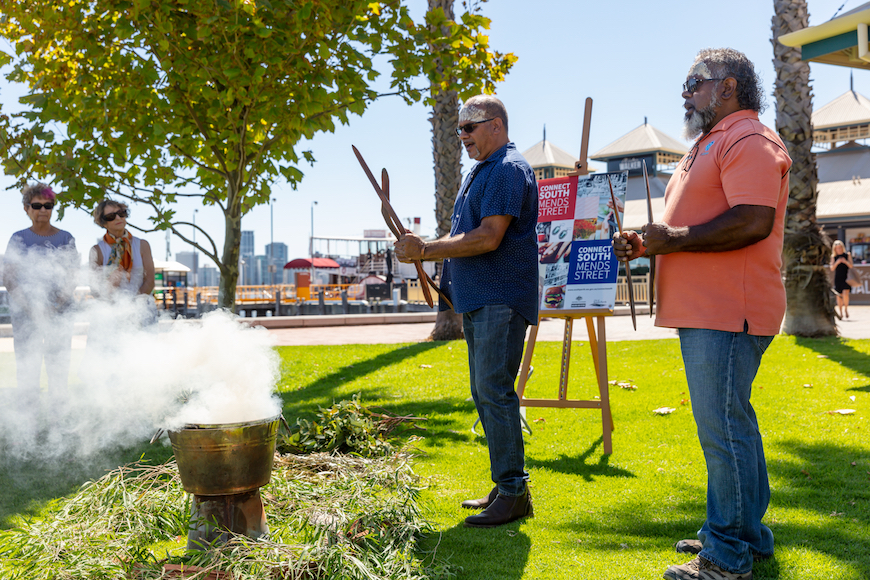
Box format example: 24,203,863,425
463,304,529,497
679,325,775,574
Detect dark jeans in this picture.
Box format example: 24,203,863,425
463,304,529,497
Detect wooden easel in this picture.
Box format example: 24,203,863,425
517,98,615,455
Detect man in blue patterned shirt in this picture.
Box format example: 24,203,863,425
395,94,538,528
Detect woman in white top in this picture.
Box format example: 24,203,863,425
90,200,155,296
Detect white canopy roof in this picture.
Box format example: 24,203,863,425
153,260,190,273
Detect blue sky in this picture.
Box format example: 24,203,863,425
0,0,865,268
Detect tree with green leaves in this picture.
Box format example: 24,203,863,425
425,0,514,340
0,0,514,308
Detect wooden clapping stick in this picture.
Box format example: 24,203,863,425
380,168,434,308
607,175,637,330
352,145,452,310
642,161,655,317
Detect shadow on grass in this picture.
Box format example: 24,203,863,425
526,436,636,481
0,443,174,530
278,342,445,417
423,523,530,580
794,336,870,385
371,398,480,449
550,438,870,579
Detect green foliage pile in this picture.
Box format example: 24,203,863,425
277,396,425,457
0,451,446,580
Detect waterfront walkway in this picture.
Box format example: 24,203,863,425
3,306,870,350
263,306,870,346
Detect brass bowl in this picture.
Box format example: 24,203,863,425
168,416,280,496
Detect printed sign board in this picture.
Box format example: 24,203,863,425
536,171,627,314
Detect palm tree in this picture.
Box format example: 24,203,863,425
427,0,464,341
772,0,837,336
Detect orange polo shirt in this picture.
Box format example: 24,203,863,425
656,110,792,336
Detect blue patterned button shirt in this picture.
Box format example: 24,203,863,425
440,142,539,324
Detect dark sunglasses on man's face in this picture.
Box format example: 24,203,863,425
455,118,495,137
102,209,129,222
30,202,54,210
683,77,724,94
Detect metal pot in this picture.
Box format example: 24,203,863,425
168,415,280,496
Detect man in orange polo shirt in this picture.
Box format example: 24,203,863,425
613,48,791,580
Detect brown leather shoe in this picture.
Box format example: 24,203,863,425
461,486,498,510
464,489,533,528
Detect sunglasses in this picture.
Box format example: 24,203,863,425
683,77,725,94
102,209,129,222
30,202,54,210
455,118,494,137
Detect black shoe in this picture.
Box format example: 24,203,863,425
461,486,498,510
464,489,533,528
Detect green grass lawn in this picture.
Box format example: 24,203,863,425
2,334,869,579
275,335,870,580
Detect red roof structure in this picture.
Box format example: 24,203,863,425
284,257,340,269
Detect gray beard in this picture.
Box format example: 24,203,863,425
682,97,720,140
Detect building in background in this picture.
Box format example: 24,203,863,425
176,251,199,286
239,230,255,285
265,242,288,285
240,230,255,259
522,129,579,181
589,119,687,231
811,89,870,256
199,265,219,287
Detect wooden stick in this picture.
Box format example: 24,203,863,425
381,169,433,308
571,98,594,176
642,161,655,317
607,175,636,330
353,146,450,309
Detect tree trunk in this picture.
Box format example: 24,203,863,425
772,0,837,337
427,0,463,341
218,177,242,311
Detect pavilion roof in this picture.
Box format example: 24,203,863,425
522,139,578,169
813,90,870,130
591,123,686,160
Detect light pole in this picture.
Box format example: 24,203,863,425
192,209,198,287
310,201,318,287
270,197,276,286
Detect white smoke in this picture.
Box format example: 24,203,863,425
1,241,281,463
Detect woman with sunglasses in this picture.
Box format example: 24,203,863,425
89,200,155,299
2,182,78,402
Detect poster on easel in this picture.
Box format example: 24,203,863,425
536,171,628,313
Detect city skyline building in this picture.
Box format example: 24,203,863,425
265,242,288,268
176,251,199,286
240,230,255,258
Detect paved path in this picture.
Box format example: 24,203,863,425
265,306,870,346
2,307,870,351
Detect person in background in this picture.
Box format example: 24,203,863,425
613,48,791,580
831,240,854,319
3,183,78,402
90,199,155,297
394,94,538,528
